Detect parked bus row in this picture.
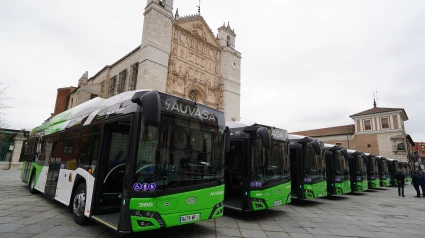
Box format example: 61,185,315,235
20,90,411,235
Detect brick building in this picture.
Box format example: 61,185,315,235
291,101,415,163
414,142,425,169
52,0,241,122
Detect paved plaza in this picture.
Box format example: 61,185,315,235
1,169,425,238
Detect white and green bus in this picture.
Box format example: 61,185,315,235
21,90,228,234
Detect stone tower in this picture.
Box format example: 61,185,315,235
136,0,174,92
218,22,241,121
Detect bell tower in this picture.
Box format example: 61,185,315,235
136,0,174,92
218,22,241,121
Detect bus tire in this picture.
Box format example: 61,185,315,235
28,171,37,194
72,183,88,225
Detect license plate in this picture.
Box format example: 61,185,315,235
180,214,200,223
318,193,323,197
273,200,282,206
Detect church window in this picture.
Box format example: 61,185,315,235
117,70,127,94
128,63,138,91
397,143,405,151
363,120,371,131
108,76,117,97
381,117,390,130
226,35,231,46
188,90,198,102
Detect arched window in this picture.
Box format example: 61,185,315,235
227,35,231,46
397,143,405,151
188,90,197,102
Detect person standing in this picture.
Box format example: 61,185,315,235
419,171,425,197
411,170,421,197
395,170,406,197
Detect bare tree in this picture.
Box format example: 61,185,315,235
0,82,11,130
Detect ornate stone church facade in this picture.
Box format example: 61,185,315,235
54,0,241,122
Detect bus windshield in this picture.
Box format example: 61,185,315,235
335,150,349,182
251,139,290,185
382,161,389,175
403,165,409,177
134,115,225,192
370,157,379,178
356,155,367,181
304,143,325,183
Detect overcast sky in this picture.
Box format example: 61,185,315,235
1,0,425,141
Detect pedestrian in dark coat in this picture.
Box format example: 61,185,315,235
395,171,406,197
411,171,420,197
418,171,425,197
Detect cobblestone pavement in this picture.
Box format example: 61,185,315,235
1,169,425,238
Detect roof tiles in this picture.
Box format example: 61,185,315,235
290,124,355,137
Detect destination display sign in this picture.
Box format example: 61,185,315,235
271,128,288,141
161,95,223,124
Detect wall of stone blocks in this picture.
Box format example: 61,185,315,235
378,132,407,161
223,90,240,122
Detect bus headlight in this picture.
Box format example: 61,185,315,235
208,201,224,219
131,211,165,227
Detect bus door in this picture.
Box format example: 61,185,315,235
289,147,302,198
22,138,38,183
224,139,244,209
45,133,65,198
92,118,131,229
324,150,334,195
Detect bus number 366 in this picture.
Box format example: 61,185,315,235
139,202,154,207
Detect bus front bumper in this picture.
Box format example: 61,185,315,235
335,180,351,194
381,178,390,187
129,185,224,232
355,180,369,191
369,179,380,189
250,182,292,211
304,180,327,199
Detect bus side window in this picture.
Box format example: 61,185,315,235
37,138,46,166
50,132,65,167
63,128,81,170
78,125,101,171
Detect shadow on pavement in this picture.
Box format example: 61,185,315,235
347,192,367,196
224,208,283,222
289,198,322,207
365,189,378,192
126,223,213,238
374,188,389,191
322,195,349,201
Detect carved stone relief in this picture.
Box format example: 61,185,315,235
166,21,222,108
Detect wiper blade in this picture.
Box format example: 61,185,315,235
262,176,289,186
153,174,222,196
182,172,222,183
153,179,198,196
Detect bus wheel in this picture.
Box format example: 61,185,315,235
72,183,88,225
28,172,37,194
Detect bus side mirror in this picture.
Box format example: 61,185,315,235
340,149,348,160
311,140,321,155
225,126,231,153
256,127,271,148
132,91,161,126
